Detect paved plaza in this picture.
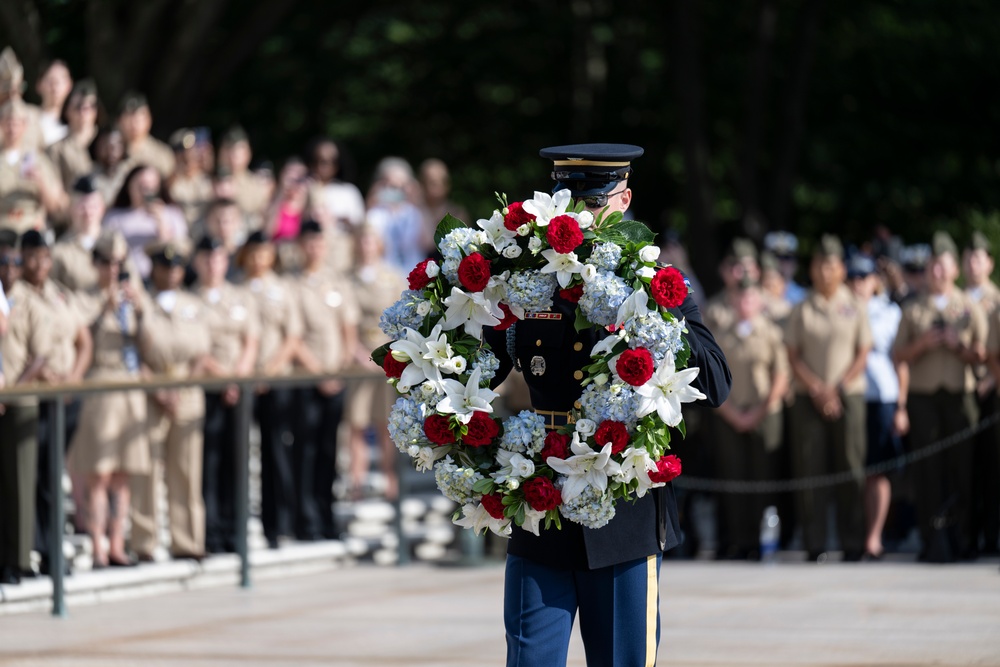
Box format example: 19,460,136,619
0,560,998,666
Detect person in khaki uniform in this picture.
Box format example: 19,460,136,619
347,225,406,499
237,231,301,547
168,129,213,229
962,231,1000,554
1,99,67,234
132,239,211,561
216,127,271,232
45,80,97,194
117,92,175,180
67,231,150,567
0,48,45,153
786,235,872,562
894,232,988,561
2,229,92,574
760,251,793,327
291,220,359,540
712,278,789,560
49,175,106,291
703,238,760,334
190,235,259,553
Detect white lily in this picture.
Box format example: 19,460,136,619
454,502,512,538
591,329,626,358
492,450,536,485
477,210,517,251
436,367,499,424
540,249,584,288
520,507,548,536
441,287,502,340
547,436,622,502
406,444,450,472
616,446,658,498
522,189,572,226
616,286,651,325
390,325,445,391
634,355,707,426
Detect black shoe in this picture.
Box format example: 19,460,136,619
861,550,884,562
266,536,280,550
108,556,138,568
807,550,829,564
842,549,864,562
0,566,20,585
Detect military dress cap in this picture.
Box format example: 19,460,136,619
846,253,876,279
195,235,224,253
539,143,643,196
170,128,197,152
0,228,19,248
931,230,959,260
19,229,49,250
118,91,149,115
763,231,799,258
900,244,932,272
93,230,128,262
813,234,844,259
967,230,991,254
725,237,758,261
0,47,25,92
72,174,99,195
298,219,323,238
145,239,190,266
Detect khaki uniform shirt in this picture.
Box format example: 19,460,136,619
169,173,213,228
231,171,270,230
894,290,988,394
714,314,788,412
194,282,260,374
703,290,735,335
0,148,61,233
0,279,84,381
46,134,94,192
353,262,407,352
762,293,792,328
74,286,151,378
0,103,44,152
786,285,873,395
966,280,1000,317
50,233,99,292
244,272,302,375
294,268,359,373
126,137,176,179
92,163,130,206
140,290,211,379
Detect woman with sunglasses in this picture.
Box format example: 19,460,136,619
46,80,99,195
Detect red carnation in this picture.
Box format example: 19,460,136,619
408,259,435,291
504,201,535,232
650,266,688,309
463,411,500,446
523,476,562,512
382,354,407,378
594,420,630,455
458,252,491,292
423,414,455,445
616,348,655,387
481,493,506,520
558,283,584,304
546,215,584,254
493,303,519,331
649,454,682,484
541,432,571,461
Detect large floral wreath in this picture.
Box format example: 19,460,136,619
373,190,706,537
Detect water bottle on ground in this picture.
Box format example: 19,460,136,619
759,506,780,563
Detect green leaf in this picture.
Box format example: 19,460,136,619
370,342,392,367
676,419,687,439
471,478,495,495
434,214,467,246
574,307,593,332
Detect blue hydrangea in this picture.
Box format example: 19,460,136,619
379,290,426,339
559,484,616,529
579,270,632,326
387,396,429,452
623,312,686,363
472,349,501,383
588,243,623,271
434,456,485,505
577,382,641,429
506,271,557,313
500,410,547,455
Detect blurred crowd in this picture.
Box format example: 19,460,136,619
677,227,1000,565
0,49,468,584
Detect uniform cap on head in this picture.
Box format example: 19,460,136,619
763,231,799,258
243,230,271,247
145,239,189,267
726,237,758,262
931,231,958,260
298,219,322,238
72,174,98,195
195,235,224,253
221,125,249,146
967,230,991,255
19,229,49,250
539,143,643,197
169,128,197,152
813,234,844,259
93,230,128,262
118,91,148,115
900,244,931,272
846,253,876,279
0,228,19,248
0,47,25,93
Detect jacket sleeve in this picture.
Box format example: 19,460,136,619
483,324,515,389
673,292,732,408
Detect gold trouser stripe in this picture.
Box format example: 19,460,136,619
553,159,630,167
645,555,658,667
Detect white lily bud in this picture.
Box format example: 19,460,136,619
391,349,410,362
594,373,609,386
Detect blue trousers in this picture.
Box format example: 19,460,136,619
504,553,662,667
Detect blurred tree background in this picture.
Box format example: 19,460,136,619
3,0,999,289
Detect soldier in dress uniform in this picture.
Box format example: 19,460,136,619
0,48,45,152
895,244,932,306
291,220,360,540
484,144,731,667
785,235,871,562
703,238,759,334
67,231,150,567
116,92,175,180
168,128,214,229
893,232,988,561
963,231,1000,555
237,231,302,547
50,176,106,292
131,239,212,561
712,278,788,560
190,235,259,553
1,99,67,234
3,229,92,574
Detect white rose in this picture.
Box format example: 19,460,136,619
425,261,440,278
636,266,655,280
502,244,522,259
510,453,536,479
448,356,468,373
580,264,598,283
639,245,661,263
507,479,520,491
576,210,595,229
516,224,532,237
416,301,432,316
575,418,597,438
528,237,542,253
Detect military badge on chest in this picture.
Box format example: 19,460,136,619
530,355,546,376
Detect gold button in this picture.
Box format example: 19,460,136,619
573,342,583,351
536,339,543,347
573,370,584,380
574,401,582,409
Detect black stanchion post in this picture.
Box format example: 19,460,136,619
235,383,252,589
50,398,67,618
